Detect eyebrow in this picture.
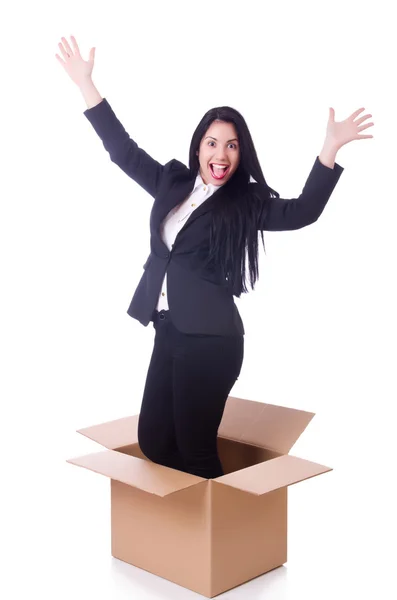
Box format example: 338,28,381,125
204,136,239,143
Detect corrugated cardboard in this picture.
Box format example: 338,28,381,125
67,395,332,597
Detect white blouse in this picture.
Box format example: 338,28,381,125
156,172,221,311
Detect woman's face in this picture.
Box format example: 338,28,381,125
197,120,240,186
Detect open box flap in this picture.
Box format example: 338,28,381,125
77,415,139,449
218,396,315,453
215,454,332,496
66,449,206,497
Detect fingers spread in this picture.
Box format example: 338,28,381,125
351,107,366,120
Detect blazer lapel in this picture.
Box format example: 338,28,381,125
175,182,224,236
156,175,196,231
155,173,224,238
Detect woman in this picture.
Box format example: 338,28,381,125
56,36,374,480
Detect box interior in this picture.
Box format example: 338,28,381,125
114,436,282,477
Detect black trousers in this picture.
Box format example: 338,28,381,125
137,309,244,479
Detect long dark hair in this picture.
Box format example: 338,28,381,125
188,106,280,297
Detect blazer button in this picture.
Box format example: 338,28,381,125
165,253,170,258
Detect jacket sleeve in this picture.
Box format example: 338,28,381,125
255,156,344,231
83,98,172,198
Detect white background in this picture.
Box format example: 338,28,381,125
1,0,396,598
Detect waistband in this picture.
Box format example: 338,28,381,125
152,309,170,324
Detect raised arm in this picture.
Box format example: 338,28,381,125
56,35,168,198
255,106,375,231
82,93,167,198
255,156,344,231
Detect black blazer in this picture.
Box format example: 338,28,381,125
84,98,344,336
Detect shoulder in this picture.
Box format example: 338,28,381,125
163,158,190,175
161,159,194,189
248,182,271,201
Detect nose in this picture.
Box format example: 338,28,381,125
213,150,228,162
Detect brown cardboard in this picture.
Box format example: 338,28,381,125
67,395,332,597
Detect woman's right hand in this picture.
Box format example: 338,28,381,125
55,35,95,87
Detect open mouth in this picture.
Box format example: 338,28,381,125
210,163,230,180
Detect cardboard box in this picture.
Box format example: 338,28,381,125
67,395,332,597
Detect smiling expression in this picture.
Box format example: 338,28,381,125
197,120,240,186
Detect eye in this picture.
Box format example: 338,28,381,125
208,141,215,146
229,143,237,149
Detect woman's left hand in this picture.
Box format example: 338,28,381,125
325,107,374,150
